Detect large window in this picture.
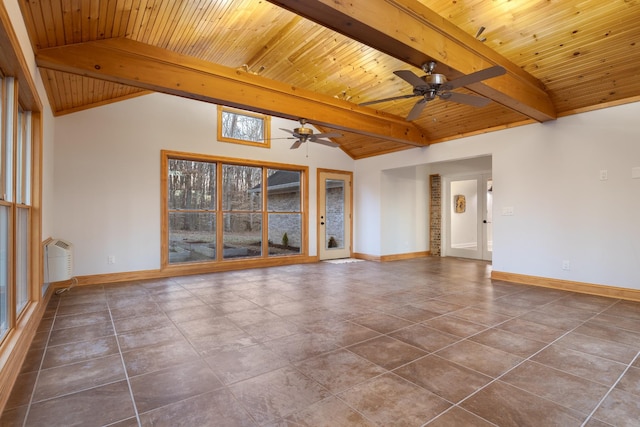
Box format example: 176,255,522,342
222,164,263,259
168,159,217,263
15,108,32,313
217,106,271,148
0,205,8,336
1,74,36,340
163,152,306,267
0,75,14,339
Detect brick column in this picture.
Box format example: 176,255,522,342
429,174,441,256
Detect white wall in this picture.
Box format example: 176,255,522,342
380,165,429,255
53,93,354,276
356,102,640,289
491,111,640,289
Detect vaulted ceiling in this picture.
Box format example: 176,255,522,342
18,0,640,159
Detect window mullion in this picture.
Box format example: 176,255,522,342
216,160,223,262
262,167,268,258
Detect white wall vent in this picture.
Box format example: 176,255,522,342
46,239,73,282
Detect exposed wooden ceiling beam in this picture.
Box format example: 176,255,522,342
267,0,557,122
35,38,429,147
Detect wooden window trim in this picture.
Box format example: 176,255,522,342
0,1,44,412
217,105,271,148
1,74,5,201
161,150,308,273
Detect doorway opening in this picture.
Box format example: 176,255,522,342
442,173,492,261
426,156,493,262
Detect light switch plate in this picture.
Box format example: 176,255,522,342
632,167,640,179
502,207,514,216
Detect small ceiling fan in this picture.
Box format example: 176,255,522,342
280,119,342,149
359,61,506,121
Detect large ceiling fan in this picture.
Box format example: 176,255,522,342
280,119,342,149
360,61,506,121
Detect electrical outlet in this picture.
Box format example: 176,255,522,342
562,260,570,271
599,170,608,181
108,255,116,264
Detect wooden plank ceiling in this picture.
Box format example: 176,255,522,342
18,0,640,159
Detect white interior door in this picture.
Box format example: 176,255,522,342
318,170,351,260
483,178,493,261
444,174,492,261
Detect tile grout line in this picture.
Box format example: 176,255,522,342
105,293,143,427
153,283,267,426
271,286,561,425
13,263,635,426
21,296,61,427
199,286,407,425
443,300,624,425
415,310,527,427
316,305,516,426
412,297,615,426
580,350,640,427
130,272,624,426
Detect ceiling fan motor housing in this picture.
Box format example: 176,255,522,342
293,126,313,141
423,73,447,86
414,74,448,100
294,127,313,136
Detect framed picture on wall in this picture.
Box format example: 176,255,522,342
454,194,466,213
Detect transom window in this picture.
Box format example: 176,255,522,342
217,106,270,148
162,151,306,267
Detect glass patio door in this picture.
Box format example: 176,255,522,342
318,170,351,260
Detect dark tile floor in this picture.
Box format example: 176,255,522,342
2,257,640,426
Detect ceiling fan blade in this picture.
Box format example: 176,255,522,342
313,139,340,148
441,91,491,107
311,132,342,140
359,93,417,106
394,70,427,88
444,66,506,90
406,98,428,121
290,140,303,149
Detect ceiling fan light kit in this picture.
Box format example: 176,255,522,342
359,61,506,121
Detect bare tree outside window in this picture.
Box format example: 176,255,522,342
217,106,271,148
164,152,306,266
168,159,217,264
222,164,262,259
